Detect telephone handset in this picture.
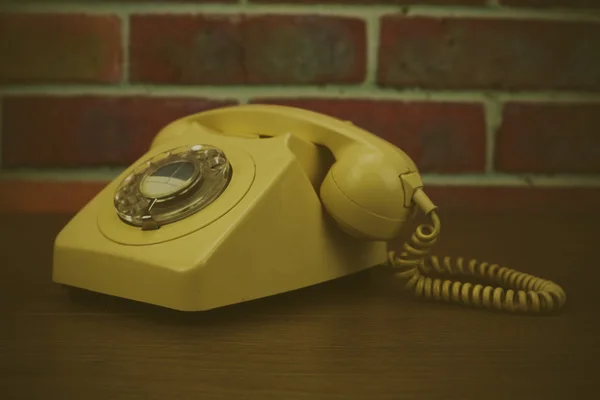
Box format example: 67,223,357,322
52,104,566,314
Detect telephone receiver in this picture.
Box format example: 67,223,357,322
53,104,566,314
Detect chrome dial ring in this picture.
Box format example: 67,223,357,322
113,144,232,230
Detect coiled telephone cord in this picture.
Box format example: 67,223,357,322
388,211,567,313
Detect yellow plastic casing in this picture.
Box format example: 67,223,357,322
53,104,421,311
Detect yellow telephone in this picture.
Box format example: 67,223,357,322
53,104,566,314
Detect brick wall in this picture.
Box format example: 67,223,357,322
1,1,600,213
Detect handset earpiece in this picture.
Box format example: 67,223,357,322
319,143,418,240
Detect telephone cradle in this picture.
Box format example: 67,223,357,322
52,104,566,314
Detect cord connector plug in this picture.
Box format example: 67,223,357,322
413,189,437,215
400,172,437,214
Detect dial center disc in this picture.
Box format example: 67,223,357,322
140,160,199,199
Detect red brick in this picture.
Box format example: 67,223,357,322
3,180,598,215
252,0,482,3
501,0,600,8
0,181,108,214
495,103,600,174
1,96,237,168
0,13,121,84
129,14,366,85
251,98,485,173
424,186,600,215
378,17,600,91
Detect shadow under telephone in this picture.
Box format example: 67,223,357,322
52,104,566,314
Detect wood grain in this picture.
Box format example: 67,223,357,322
2,212,599,400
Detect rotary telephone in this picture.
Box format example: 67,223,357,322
53,104,566,314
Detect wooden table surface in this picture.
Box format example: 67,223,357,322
2,212,599,400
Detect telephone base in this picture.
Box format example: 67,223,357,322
53,131,388,311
